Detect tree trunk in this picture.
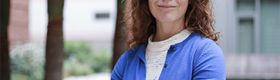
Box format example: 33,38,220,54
0,0,11,80
112,0,127,70
44,0,64,80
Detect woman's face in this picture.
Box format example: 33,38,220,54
149,0,189,23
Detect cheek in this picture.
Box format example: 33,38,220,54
177,1,189,16
178,0,188,11
149,0,162,21
149,0,157,15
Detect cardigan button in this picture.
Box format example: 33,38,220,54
164,64,167,68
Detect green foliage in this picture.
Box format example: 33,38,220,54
63,60,94,76
64,41,92,63
11,74,29,80
91,48,111,73
10,41,112,80
64,41,111,77
10,43,45,80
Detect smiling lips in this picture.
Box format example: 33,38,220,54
158,5,176,10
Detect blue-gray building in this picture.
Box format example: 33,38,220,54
213,0,280,79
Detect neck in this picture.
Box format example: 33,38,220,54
153,19,185,42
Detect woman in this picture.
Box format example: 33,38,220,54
111,0,225,80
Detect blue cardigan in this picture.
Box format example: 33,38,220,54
111,32,226,80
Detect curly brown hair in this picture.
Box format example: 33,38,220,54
124,0,220,50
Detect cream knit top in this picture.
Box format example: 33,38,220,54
145,29,192,80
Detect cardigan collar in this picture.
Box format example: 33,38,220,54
146,29,192,53
136,31,196,64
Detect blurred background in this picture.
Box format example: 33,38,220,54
0,0,279,80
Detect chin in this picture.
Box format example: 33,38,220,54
157,14,177,23
158,18,176,23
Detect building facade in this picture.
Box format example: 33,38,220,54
8,0,30,50
213,0,280,79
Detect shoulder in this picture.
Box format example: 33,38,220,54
120,43,146,60
189,32,216,45
186,32,220,50
188,32,224,66
189,33,226,79
183,32,220,52
194,32,222,53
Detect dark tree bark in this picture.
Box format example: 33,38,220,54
44,0,65,80
112,0,127,70
0,0,11,80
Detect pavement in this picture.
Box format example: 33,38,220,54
64,73,111,80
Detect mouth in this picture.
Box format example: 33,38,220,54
157,5,176,10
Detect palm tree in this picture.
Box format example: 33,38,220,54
1,0,11,80
112,0,128,70
44,0,65,80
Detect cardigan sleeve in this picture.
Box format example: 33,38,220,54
111,51,129,80
192,42,226,80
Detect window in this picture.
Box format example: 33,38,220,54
238,19,255,53
260,0,280,54
237,0,255,12
236,0,280,54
